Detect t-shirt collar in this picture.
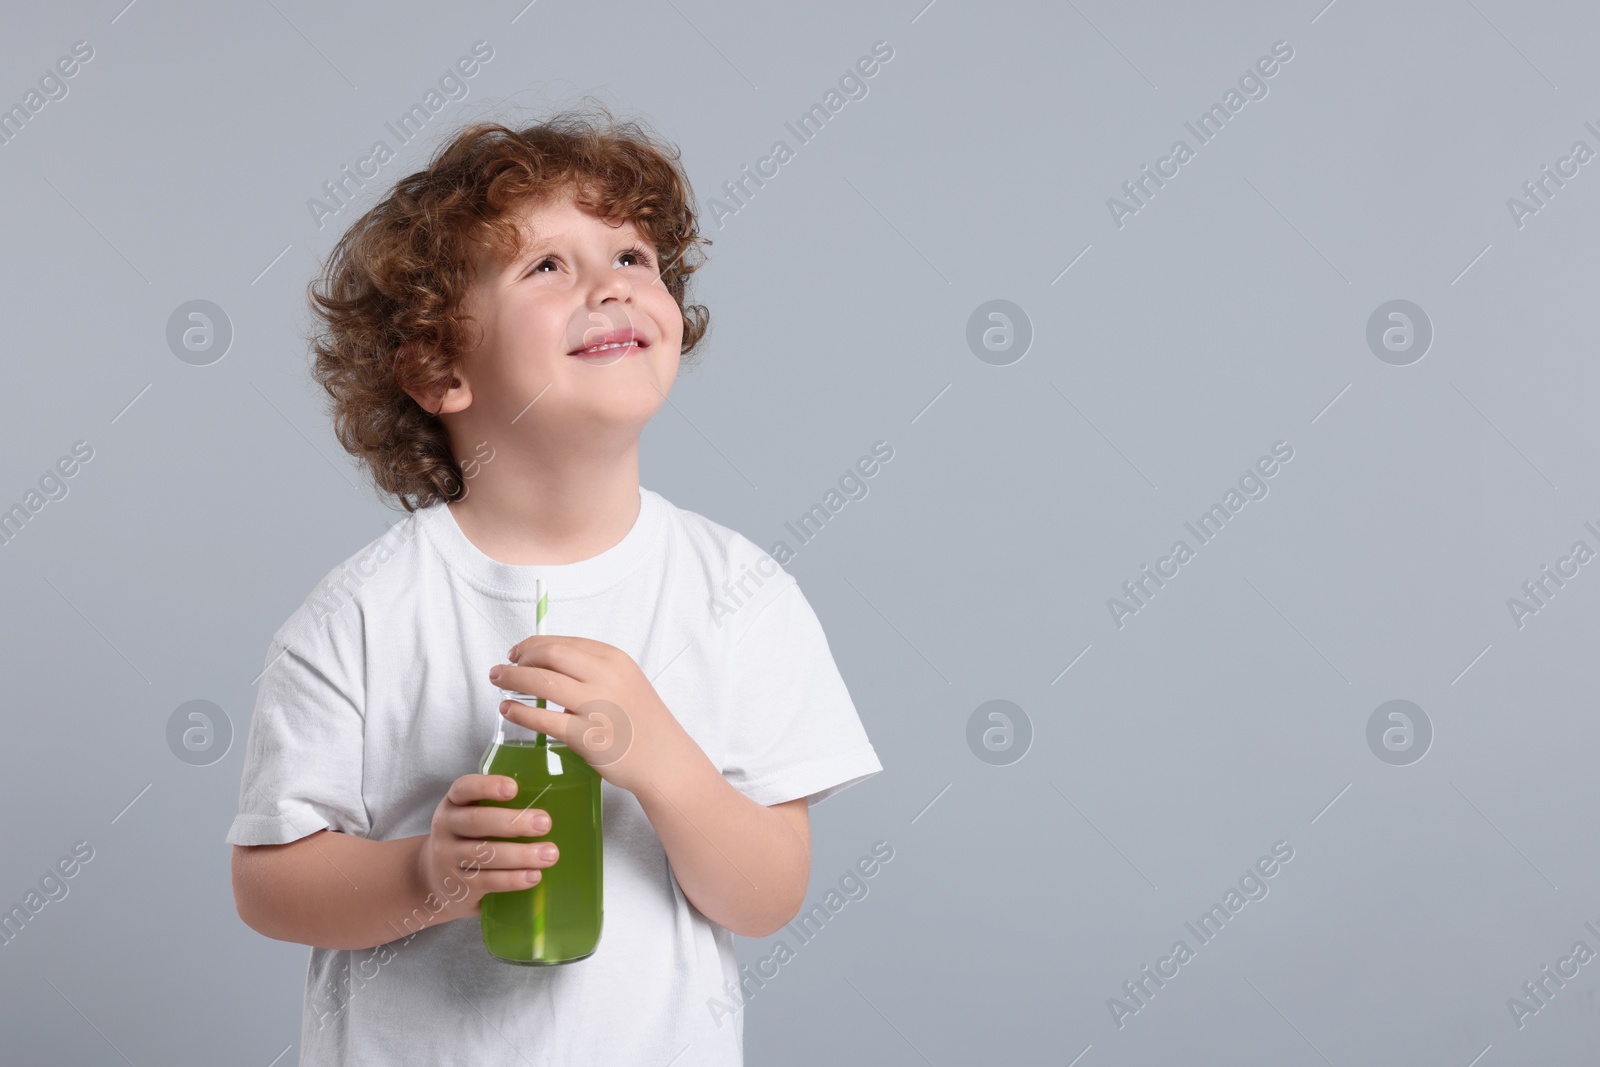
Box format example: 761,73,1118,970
417,484,665,601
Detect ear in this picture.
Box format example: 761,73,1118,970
396,349,473,417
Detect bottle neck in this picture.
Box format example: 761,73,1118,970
494,688,548,745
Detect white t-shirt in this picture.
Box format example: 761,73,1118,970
226,485,883,1067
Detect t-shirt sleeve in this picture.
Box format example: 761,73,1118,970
225,616,370,846
720,579,883,808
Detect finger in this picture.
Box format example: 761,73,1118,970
506,636,608,679
444,803,552,840
469,867,546,894
463,839,560,871
500,698,579,747
492,663,585,712
502,639,614,687
445,773,520,806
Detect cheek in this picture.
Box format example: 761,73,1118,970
506,303,568,356
651,291,685,349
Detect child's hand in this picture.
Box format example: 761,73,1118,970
489,637,700,797
413,773,561,920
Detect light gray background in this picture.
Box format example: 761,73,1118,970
2,0,1597,1064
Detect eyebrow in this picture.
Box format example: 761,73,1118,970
512,234,563,263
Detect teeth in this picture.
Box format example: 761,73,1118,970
582,341,633,353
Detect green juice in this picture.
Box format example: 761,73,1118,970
477,737,604,964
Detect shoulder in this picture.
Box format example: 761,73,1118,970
269,510,430,658
646,489,798,640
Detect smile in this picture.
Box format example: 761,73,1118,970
569,327,650,358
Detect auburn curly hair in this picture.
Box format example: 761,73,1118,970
305,104,711,513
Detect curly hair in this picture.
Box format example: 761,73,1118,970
306,104,712,513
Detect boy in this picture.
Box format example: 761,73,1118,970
227,109,883,1066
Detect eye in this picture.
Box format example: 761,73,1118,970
530,256,559,274
617,244,655,269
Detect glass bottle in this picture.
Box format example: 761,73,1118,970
475,583,604,964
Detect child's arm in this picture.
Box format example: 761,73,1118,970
633,752,812,938
232,832,448,950
231,773,560,950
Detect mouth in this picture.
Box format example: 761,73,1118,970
569,328,649,358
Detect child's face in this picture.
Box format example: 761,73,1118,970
451,187,683,441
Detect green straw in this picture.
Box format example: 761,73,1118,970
531,578,547,957
534,579,549,740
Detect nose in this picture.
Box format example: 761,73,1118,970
586,263,632,308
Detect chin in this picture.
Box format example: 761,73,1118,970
583,392,668,428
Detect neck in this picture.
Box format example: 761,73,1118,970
445,436,643,566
